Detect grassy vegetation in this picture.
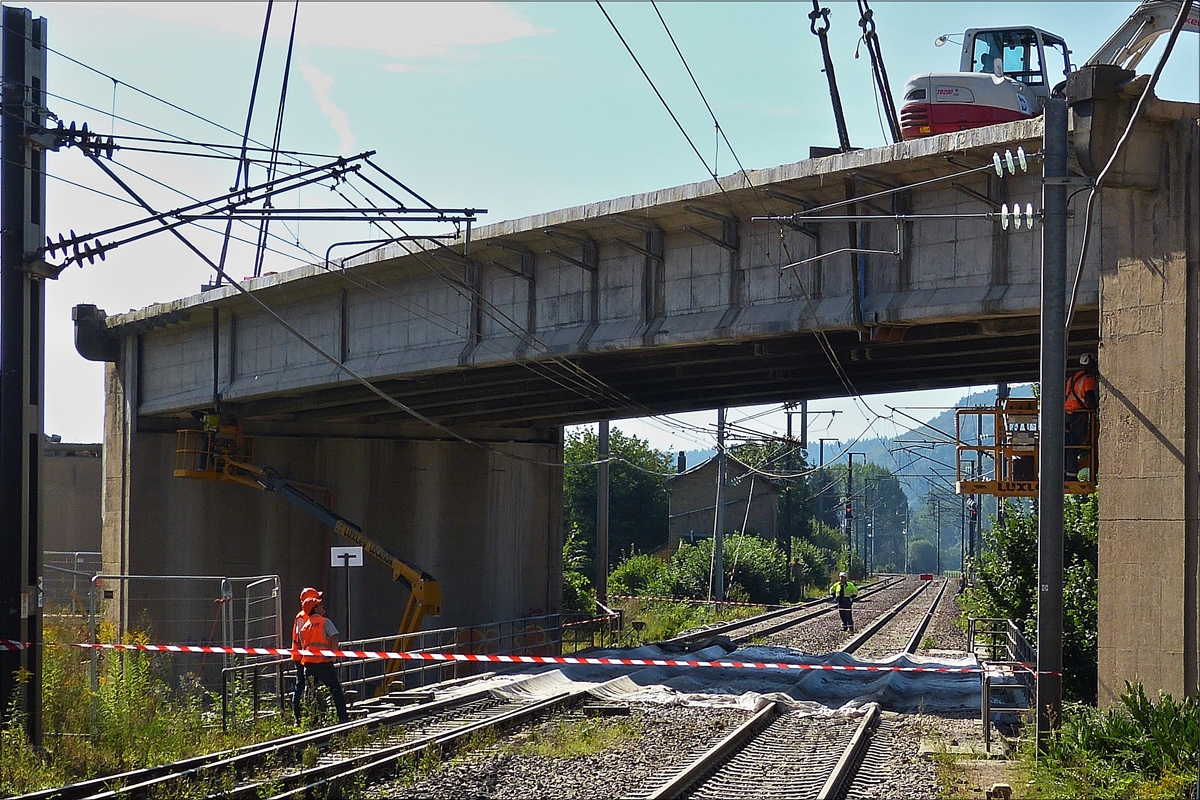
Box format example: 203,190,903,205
507,716,641,758
1,618,297,796
1019,684,1198,799
611,597,763,644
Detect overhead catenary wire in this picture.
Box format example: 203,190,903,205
598,2,881,429
1065,0,1195,340
39,40,696,472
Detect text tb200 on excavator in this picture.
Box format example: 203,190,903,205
899,0,1198,139
173,417,440,685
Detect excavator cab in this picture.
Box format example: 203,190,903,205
961,27,1072,99
954,398,1097,497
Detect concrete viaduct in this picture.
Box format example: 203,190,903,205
75,85,1198,705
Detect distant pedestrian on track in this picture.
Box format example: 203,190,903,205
295,591,350,724
829,572,859,633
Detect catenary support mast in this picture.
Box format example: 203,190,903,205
1,5,48,745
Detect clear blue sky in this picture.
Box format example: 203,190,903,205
21,2,1199,451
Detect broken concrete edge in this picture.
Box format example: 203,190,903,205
96,118,1052,333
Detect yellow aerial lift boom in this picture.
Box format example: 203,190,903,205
173,424,441,645
954,397,1097,497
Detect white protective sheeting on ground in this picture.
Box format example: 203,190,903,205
483,644,982,714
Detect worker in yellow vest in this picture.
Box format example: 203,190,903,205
296,591,350,724
829,572,859,632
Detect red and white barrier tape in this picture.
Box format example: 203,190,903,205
562,612,621,628
0,639,1044,675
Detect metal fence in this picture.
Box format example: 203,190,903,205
969,616,1036,748
221,609,620,729
88,573,282,699
42,551,102,615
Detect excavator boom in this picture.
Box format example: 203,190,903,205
1085,0,1199,71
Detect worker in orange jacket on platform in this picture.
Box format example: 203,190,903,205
1065,354,1098,479
294,591,350,724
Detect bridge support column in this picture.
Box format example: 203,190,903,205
1097,118,1200,705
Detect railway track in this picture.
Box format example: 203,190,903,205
640,701,881,800
628,579,953,799
666,576,908,648
839,578,948,657
16,679,581,800
22,577,961,800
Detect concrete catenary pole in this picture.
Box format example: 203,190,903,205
597,420,610,606
713,409,727,603
1037,97,1069,746
1,5,47,745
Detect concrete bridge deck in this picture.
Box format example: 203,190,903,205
86,117,1098,432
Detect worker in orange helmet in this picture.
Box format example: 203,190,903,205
1065,354,1098,480
296,592,350,724
290,587,320,722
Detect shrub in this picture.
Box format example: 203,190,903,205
608,553,671,597
1031,683,1199,797
562,525,596,613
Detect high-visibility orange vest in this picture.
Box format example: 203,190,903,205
298,614,334,664
291,611,307,661
1065,370,1097,412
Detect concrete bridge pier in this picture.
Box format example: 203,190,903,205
100,348,564,641
1095,114,1199,705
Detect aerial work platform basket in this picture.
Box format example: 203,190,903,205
174,426,256,483
955,398,1096,497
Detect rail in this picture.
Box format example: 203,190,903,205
665,576,904,647
643,701,881,799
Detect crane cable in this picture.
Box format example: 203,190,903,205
855,0,902,144
809,0,852,153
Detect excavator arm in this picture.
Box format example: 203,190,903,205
239,464,442,633
1085,0,1199,71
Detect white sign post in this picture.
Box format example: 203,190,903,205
330,546,363,641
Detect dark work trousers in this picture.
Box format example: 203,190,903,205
294,661,349,723
1065,412,1092,477
291,661,305,721
838,605,854,632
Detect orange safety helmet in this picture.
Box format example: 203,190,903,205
299,587,322,613
301,590,324,614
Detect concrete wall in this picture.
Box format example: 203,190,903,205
102,364,564,642
42,442,101,553
1097,117,1200,704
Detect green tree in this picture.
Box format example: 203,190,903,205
561,524,596,613
564,428,673,581
808,462,908,573
966,494,1098,702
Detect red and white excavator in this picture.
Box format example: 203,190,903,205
899,0,1199,139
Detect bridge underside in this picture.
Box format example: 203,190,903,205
145,312,1099,432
